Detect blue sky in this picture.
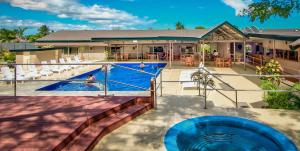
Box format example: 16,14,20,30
1,0,300,34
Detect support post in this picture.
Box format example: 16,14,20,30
235,90,238,108
150,78,156,109
273,40,276,59
136,43,139,60
169,42,172,68
104,65,108,96
160,69,163,97
154,77,157,108
14,64,17,97
204,74,207,109
233,42,236,64
202,41,205,65
243,40,246,70
198,77,201,96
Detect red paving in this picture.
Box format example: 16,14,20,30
0,96,151,151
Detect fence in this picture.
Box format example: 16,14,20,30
0,63,162,108
1,62,300,109
159,66,300,109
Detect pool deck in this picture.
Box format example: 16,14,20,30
0,96,152,150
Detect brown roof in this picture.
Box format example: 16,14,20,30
247,29,300,36
290,38,300,47
38,29,209,41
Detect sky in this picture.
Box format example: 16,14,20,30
0,0,300,34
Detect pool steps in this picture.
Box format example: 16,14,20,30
53,96,152,151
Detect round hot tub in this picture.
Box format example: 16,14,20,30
164,116,297,151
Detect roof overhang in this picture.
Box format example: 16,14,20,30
199,21,248,41
91,36,200,41
289,38,300,47
10,47,62,52
35,42,108,47
247,33,300,41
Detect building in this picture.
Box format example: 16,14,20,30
14,21,300,76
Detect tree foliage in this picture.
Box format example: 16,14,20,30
256,59,283,85
15,27,28,40
243,0,300,23
175,22,185,30
195,26,206,29
38,25,50,37
0,29,17,42
0,25,51,42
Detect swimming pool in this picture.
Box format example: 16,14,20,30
37,63,166,91
164,116,297,151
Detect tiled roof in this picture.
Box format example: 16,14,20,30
37,29,209,41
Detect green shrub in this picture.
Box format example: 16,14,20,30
260,80,299,109
3,51,16,62
256,59,282,85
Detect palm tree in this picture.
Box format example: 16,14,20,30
15,27,28,42
195,26,205,29
176,22,185,30
0,29,17,42
38,25,50,36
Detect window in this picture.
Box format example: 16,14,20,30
276,49,298,61
111,47,121,53
63,47,78,55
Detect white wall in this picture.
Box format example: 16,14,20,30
79,46,106,61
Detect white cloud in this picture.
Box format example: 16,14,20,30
222,0,252,15
0,16,93,30
1,0,155,29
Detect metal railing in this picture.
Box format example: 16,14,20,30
159,66,300,109
0,63,160,106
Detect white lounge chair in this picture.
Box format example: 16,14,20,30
73,56,85,68
16,65,33,79
180,68,212,90
40,61,53,76
50,60,65,73
74,55,92,63
179,70,198,90
1,66,29,82
1,67,13,82
66,57,78,68
59,58,72,70
28,65,42,79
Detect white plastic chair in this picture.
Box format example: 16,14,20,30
40,61,53,76
59,58,72,70
50,60,65,73
16,65,33,79
66,57,78,68
1,66,29,83
1,67,13,81
28,65,41,79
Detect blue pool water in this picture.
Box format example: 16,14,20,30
164,116,298,151
38,63,166,91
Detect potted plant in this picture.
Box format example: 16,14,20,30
191,68,215,90
235,52,243,63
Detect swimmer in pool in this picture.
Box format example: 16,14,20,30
86,74,96,83
140,62,145,70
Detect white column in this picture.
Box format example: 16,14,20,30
202,41,205,65
169,41,172,68
136,43,139,60
243,40,246,70
233,41,236,64
273,40,276,58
